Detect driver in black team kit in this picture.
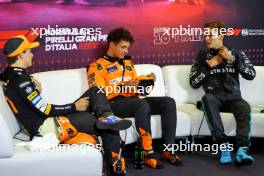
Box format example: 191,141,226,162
189,20,255,166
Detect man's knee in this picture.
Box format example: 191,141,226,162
162,96,176,108
137,98,151,114
202,94,216,103
240,100,251,113
202,94,215,100
88,86,101,94
234,100,251,118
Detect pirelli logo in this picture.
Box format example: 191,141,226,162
27,91,38,101
44,104,52,115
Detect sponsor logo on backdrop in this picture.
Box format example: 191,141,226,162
154,26,204,44
0,26,107,51
241,29,264,36
31,25,107,51
220,28,264,37
154,25,264,45
154,25,235,45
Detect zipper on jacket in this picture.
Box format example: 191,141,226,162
121,61,125,82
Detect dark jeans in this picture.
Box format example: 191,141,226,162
66,87,121,158
110,96,177,145
202,92,251,147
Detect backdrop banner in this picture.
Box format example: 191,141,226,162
0,0,263,73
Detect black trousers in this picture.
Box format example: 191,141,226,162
202,92,251,147
66,87,121,158
110,96,177,145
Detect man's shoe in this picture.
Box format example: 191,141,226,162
219,143,232,165
162,151,183,166
235,147,254,166
220,150,232,165
144,151,163,169
108,152,127,176
96,115,132,131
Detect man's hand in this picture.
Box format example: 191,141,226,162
123,80,139,93
207,55,223,68
125,80,139,87
31,77,42,92
146,72,156,82
75,97,89,111
218,46,233,61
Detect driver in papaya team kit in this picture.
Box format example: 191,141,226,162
88,27,183,169
0,35,132,175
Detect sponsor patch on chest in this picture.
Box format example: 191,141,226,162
107,65,118,73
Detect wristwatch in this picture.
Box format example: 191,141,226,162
227,51,235,64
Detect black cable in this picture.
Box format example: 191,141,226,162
197,113,205,138
13,136,30,142
197,101,206,138
13,127,30,142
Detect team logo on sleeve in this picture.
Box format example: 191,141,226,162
36,99,45,109
206,52,213,59
241,51,247,58
39,103,48,113
19,81,30,88
44,104,52,115
27,91,38,101
89,78,95,84
25,87,33,94
126,65,132,71
88,73,95,79
32,95,42,105
97,64,103,70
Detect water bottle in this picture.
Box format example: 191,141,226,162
134,143,144,169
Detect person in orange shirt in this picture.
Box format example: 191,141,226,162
0,35,131,176
88,27,183,169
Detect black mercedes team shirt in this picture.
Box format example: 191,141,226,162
189,49,256,95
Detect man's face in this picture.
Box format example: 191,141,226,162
110,40,130,59
20,48,34,67
204,28,223,49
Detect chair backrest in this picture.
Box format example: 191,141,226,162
32,68,89,104
162,65,264,105
0,85,20,158
162,65,204,104
33,65,166,105
240,66,264,105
